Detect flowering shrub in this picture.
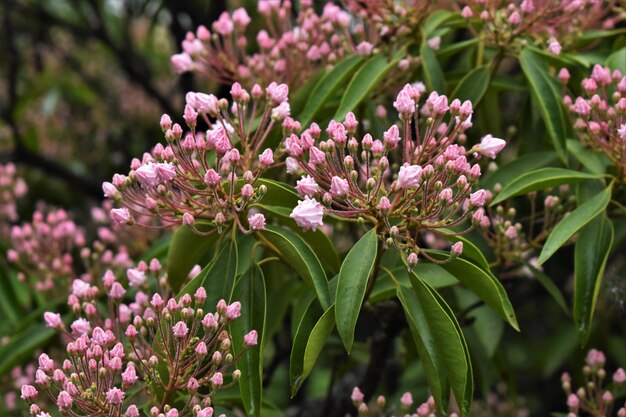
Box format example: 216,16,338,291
4,2,626,417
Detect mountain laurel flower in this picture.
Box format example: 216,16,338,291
290,197,324,231
451,242,464,255
172,321,189,338
20,385,37,402
210,372,224,387
248,213,266,230
287,86,493,262
43,312,64,330
244,330,258,347
400,392,414,409
105,387,124,405
351,387,365,404
474,135,506,159
226,301,242,320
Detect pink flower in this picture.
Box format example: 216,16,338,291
308,146,326,166
71,318,91,335
613,368,626,383
173,321,189,338
244,330,258,347
469,189,487,206
109,282,126,300
475,135,506,159
135,163,159,187
197,407,214,417
290,197,324,231
210,372,224,387
396,164,423,189
451,242,464,255
248,213,266,230
171,53,193,73
20,385,37,401
126,405,140,417
43,312,63,330
351,387,364,404
111,208,132,225
202,313,218,329
102,182,119,199
266,82,289,105
166,409,179,417
38,353,54,372
378,196,391,211
232,8,251,27
330,176,349,197
296,175,319,197
504,226,518,239
155,163,176,182
259,148,274,166
127,268,146,287
286,157,301,174
393,85,416,118
106,387,124,405
400,392,413,408
56,391,73,408
548,38,562,55
122,364,138,387
226,301,241,320
383,125,401,148
356,41,373,56
567,393,580,409
195,341,208,355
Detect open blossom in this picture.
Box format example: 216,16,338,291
474,135,506,159
106,83,299,235
287,87,494,261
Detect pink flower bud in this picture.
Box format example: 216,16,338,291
567,393,580,409
614,368,626,383
309,146,326,166
248,213,266,230
109,282,126,300
127,268,146,287
111,208,132,225
469,189,487,206
351,387,364,404
378,196,391,211
330,176,349,197
171,53,193,73
475,135,506,159
451,242,464,255
38,353,54,372
296,175,319,197
259,148,274,166
210,372,224,387
202,313,218,329
197,407,214,417
173,321,189,338
56,391,73,408
126,405,140,417
290,197,324,231
226,301,241,320
20,385,37,402
383,125,401,148
400,392,413,408
122,364,138,386
266,82,289,105
244,330,258,347
396,164,423,189
504,226,518,239
195,341,208,355
43,312,64,330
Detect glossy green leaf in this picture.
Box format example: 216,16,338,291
299,55,365,126
423,9,457,33
290,300,322,395
396,284,450,413
574,215,614,345
290,69,326,116
0,324,55,375
230,264,266,417
167,225,218,292
436,39,478,60
451,65,490,105
424,251,519,330
519,48,569,163
410,272,473,416
525,263,569,315
335,229,378,352
421,41,446,93
202,238,239,310
257,225,330,309
334,52,403,120
538,187,612,265
482,151,559,189
490,168,599,205
290,303,335,395
605,46,626,73
254,178,300,208
566,139,609,175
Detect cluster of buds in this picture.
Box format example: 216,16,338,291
565,65,626,183
561,349,626,416
479,186,575,268
351,387,459,417
6,208,86,292
105,82,299,235
286,84,505,265
0,163,27,232
171,1,377,87
26,266,257,417
460,0,622,53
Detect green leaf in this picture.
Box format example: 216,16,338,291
490,168,600,205
410,272,473,416
255,178,300,208
257,225,330,309
335,229,378,352
519,48,569,163
605,46,626,73
334,52,403,120
0,324,55,375
421,41,446,92
424,251,519,330
437,228,490,270
525,262,569,315
566,139,609,175
299,55,365,126
290,69,326,116
202,238,239,310
436,39,478,60
230,264,266,417
538,187,612,265
396,284,449,413
167,225,218,292
423,9,457,33
290,303,335,395
482,151,559,189
451,65,490,105
574,215,614,345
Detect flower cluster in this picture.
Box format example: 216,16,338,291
351,386,459,417
286,84,504,264
105,82,298,235
461,0,621,53
171,1,377,87
479,186,575,268
24,266,257,417
561,349,626,416
565,65,626,183
0,163,27,232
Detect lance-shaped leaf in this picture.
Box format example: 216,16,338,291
481,151,558,189
538,187,612,265
421,39,446,92
451,65,491,105
490,168,599,205
519,48,569,162
257,225,330,310
230,264,266,417
202,238,239,310
167,225,218,292
574,215,614,345
335,228,378,353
